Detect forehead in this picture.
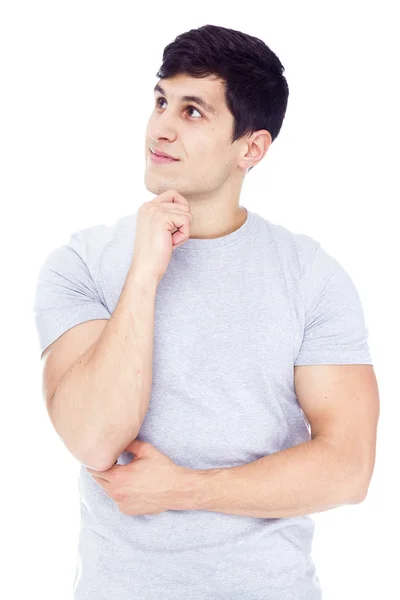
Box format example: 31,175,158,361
153,75,226,115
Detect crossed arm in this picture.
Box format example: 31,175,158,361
89,364,379,519
180,364,380,518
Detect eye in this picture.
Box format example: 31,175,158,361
186,106,203,118
155,97,203,119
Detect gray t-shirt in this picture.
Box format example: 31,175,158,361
33,207,373,600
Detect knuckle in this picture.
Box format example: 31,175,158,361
112,490,125,502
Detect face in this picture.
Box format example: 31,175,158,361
144,73,269,198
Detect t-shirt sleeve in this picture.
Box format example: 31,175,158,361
33,231,111,358
294,243,373,366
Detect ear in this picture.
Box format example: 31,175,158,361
239,130,272,170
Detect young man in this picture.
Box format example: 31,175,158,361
34,24,379,600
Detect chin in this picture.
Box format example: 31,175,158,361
143,175,173,196
144,170,178,196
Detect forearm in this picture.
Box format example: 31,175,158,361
50,265,158,471
184,437,364,518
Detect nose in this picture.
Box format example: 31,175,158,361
149,109,178,143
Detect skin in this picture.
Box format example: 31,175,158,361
143,73,272,239
87,73,274,515
87,75,377,518
87,440,195,516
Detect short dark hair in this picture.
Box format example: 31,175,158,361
156,24,289,170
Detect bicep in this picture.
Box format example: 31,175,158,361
294,364,380,474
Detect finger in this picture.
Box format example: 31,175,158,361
90,475,112,493
154,189,190,210
86,467,110,481
169,211,192,243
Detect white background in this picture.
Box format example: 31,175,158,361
1,1,398,598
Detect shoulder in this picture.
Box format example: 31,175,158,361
255,213,322,277
72,212,138,261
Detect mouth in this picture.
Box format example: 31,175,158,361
149,149,180,164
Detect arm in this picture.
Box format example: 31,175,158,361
181,364,379,518
49,264,158,472
182,435,365,518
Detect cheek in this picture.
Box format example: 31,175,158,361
192,137,220,160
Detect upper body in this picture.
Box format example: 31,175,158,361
33,26,375,599
33,206,372,600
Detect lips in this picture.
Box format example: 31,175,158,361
151,148,179,160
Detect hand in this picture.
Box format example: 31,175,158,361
86,439,193,516
131,189,192,285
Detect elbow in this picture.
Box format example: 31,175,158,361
352,477,372,504
83,442,120,472
84,454,118,472
83,444,118,472
350,454,376,504
349,487,368,504
84,428,141,472
347,470,371,504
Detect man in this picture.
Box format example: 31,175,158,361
33,24,379,600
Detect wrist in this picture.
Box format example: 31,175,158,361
174,467,221,511
128,263,159,290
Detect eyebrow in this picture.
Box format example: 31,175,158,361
153,84,216,116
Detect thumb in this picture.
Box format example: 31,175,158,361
125,439,150,456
